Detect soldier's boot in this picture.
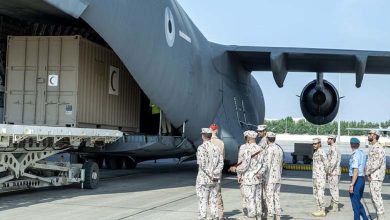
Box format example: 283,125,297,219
326,201,334,210
311,208,326,217
266,214,274,220
327,201,339,212
377,214,385,220
331,203,339,212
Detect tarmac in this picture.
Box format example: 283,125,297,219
0,159,389,220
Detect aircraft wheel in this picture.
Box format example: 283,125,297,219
124,158,137,169
292,155,297,164
303,156,312,164
83,161,99,189
106,156,123,169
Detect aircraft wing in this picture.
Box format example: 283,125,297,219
227,46,390,88
347,128,390,132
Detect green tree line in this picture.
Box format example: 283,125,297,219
265,117,390,136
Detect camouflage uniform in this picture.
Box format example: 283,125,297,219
366,142,386,215
211,136,225,219
236,143,267,218
312,148,329,210
196,140,224,220
327,144,341,205
237,144,248,215
258,136,268,214
264,142,283,218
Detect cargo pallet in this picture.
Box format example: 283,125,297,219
0,124,122,193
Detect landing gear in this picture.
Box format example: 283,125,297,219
106,156,123,169
124,158,137,169
303,156,312,165
292,155,298,164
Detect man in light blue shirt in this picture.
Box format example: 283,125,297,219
348,137,368,220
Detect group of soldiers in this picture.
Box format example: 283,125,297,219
195,124,386,220
196,124,283,220
311,130,386,220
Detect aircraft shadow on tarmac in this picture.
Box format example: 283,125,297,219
0,161,389,215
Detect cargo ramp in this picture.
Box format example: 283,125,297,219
0,124,122,192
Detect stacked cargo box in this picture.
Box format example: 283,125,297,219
5,35,140,132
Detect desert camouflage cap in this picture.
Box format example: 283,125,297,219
244,130,257,139
257,124,267,131
201,128,212,134
267,132,276,138
368,130,381,136
328,135,337,139
312,138,321,144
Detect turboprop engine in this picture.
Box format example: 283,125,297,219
300,73,340,125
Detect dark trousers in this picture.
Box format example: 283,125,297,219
349,176,368,220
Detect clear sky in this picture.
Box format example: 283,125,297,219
177,0,390,123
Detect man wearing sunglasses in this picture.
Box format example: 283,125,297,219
365,130,386,220
311,138,329,217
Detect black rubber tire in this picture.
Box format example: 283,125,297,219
303,156,311,164
124,158,137,169
83,161,99,189
106,156,123,169
292,155,298,164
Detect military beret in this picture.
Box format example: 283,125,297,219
350,137,360,144
209,124,219,131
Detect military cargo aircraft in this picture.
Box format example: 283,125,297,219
0,0,390,167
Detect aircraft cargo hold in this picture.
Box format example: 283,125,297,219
5,35,140,132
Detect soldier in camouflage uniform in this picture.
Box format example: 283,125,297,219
264,132,283,220
232,130,266,220
196,128,224,220
326,135,341,212
209,124,226,219
257,125,268,150
256,124,268,216
365,130,386,220
234,135,251,217
311,138,329,217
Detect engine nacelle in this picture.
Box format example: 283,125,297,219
300,80,339,125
